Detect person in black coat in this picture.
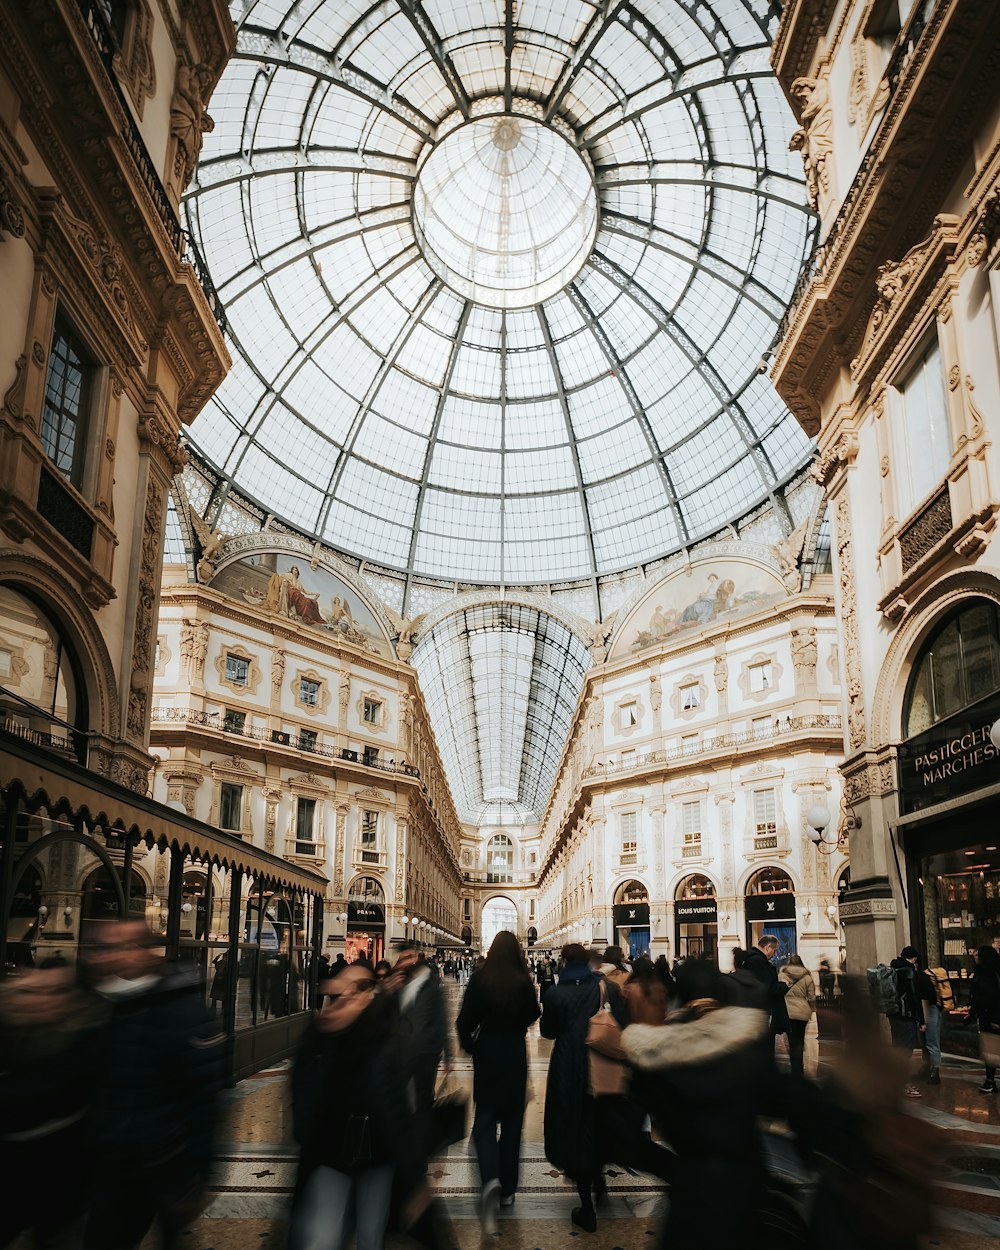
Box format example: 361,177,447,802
970,944,1000,1094
740,935,790,1035
81,921,226,1250
456,931,540,1232
290,962,424,1250
540,942,625,1233
624,959,774,1250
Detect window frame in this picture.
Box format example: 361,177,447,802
40,316,96,490
219,782,244,832
890,332,952,519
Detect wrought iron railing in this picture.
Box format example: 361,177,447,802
582,714,842,781
151,706,421,777
1,685,89,765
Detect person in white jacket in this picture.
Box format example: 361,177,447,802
778,955,816,1078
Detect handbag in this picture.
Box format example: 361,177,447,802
586,980,628,1097
429,1078,468,1155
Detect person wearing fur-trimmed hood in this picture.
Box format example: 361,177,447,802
622,959,773,1250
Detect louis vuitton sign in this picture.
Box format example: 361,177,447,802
613,903,650,927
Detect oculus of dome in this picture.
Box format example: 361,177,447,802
413,114,599,310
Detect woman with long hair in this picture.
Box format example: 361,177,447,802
456,930,540,1233
779,954,816,1079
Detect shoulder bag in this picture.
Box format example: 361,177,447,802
586,980,628,1097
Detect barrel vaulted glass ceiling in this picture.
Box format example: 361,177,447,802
185,0,815,588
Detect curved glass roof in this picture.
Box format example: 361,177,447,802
185,0,814,587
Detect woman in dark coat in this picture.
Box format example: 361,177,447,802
456,930,540,1232
970,944,1000,1093
540,942,625,1232
290,962,424,1250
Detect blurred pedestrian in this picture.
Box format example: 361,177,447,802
541,943,625,1233
623,956,667,1026
970,944,1000,1094
290,962,425,1250
0,961,104,1249
456,931,540,1232
818,958,836,1005
624,959,772,1250
374,959,392,980
779,955,816,1079
888,946,925,1098
599,946,631,991
741,935,790,1037
392,944,452,1160
81,922,224,1250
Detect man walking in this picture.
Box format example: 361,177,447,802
741,934,790,1038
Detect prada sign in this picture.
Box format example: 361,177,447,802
613,903,650,928
347,901,384,927
898,692,1000,815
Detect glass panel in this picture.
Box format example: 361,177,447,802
962,603,1000,703
928,618,963,723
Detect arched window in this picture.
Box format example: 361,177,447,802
675,874,716,900
615,878,649,905
0,583,86,759
81,864,146,923
349,876,385,904
746,867,794,895
486,833,514,883
904,600,1000,738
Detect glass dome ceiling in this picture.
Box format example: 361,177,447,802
185,0,815,587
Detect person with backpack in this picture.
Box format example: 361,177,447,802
887,946,925,1099
970,945,1000,1094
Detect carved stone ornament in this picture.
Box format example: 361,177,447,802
813,433,859,487
967,188,1000,268
2,354,28,421
126,483,164,740
835,496,867,750
0,164,25,241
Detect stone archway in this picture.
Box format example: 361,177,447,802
481,894,518,951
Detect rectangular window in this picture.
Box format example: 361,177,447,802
753,789,777,838
223,708,246,734
298,728,318,752
219,782,243,831
620,701,638,728
463,897,471,920
41,319,93,486
751,715,772,739
681,732,700,754
529,897,536,921
361,809,379,845
299,678,319,707
225,654,249,686
621,748,636,768
0,649,11,679
295,796,316,854
621,811,638,857
749,662,773,693
896,336,950,512
682,800,702,843
681,683,700,710
362,745,379,766
363,698,381,725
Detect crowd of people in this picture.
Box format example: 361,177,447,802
4,924,999,1250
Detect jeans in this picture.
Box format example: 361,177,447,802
471,1102,525,1198
889,1016,918,1052
923,1003,942,1068
786,1018,808,1079
288,1163,395,1250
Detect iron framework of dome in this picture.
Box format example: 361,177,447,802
184,0,815,588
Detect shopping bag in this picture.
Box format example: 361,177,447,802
586,980,628,1096
429,1080,468,1154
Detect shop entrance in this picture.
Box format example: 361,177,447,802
674,874,717,960
346,876,385,964
613,879,650,959
745,867,796,961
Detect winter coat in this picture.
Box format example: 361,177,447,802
292,994,420,1193
396,968,452,1086
624,1003,772,1250
970,966,1000,1033
90,964,224,1188
779,965,816,1022
889,958,924,1026
623,978,668,1025
599,963,631,992
456,971,540,1113
540,964,625,1178
741,946,790,1034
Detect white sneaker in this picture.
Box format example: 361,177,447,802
481,1179,501,1234
500,1194,515,1208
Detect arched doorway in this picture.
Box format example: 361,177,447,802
745,867,796,960
481,896,518,951
613,879,650,960
675,874,717,960
347,876,385,964
81,864,147,924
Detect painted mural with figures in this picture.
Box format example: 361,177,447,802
612,557,786,659
211,553,391,656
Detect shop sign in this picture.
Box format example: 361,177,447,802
613,902,650,927
347,901,384,926
898,692,1000,815
674,899,717,920
746,894,796,921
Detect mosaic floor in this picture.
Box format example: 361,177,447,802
166,986,1000,1250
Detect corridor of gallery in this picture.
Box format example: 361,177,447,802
127,981,1000,1250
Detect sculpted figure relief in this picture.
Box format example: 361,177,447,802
171,63,215,189
789,76,833,210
